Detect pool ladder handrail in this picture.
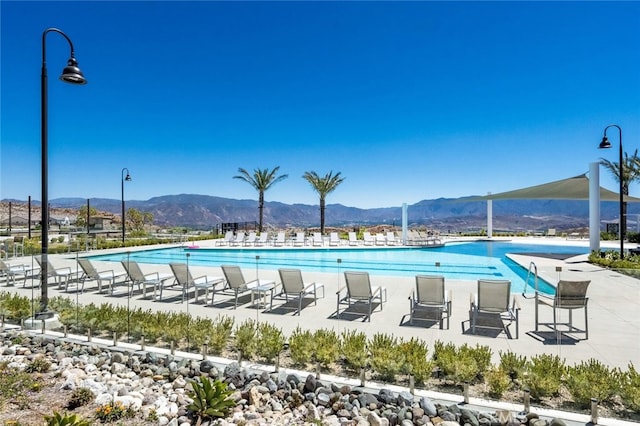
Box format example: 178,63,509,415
522,261,539,299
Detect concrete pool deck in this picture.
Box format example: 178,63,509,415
2,237,638,370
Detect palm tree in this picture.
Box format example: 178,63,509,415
303,171,345,234
600,149,640,237
233,167,288,232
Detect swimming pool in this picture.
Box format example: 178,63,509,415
88,241,588,294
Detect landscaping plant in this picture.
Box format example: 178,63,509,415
234,319,257,362
313,328,340,369
43,411,91,426
186,376,235,422
288,327,314,367
399,337,433,385
256,322,285,364
523,354,565,399
369,333,404,382
565,358,620,407
340,329,368,373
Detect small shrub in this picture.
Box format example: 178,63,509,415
565,359,619,407
289,327,314,367
95,401,134,422
68,387,95,409
209,315,234,355
0,364,40,409
524,354,565,399
25,356,51,373
499,350,528,380
313,329,340,368
620,363,640,412
486,366,512,398
340,329,368,372
187,376,235,422
370,333,404,382
256,322,285,364
44,411,91,426
399,337,433,385
234,319,256,362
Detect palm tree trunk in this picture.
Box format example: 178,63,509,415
320,197,326,234
258,191,264,233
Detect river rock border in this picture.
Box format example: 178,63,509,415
0,330,572,426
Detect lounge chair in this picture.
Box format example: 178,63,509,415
535,280,590,342
255,232,269,247
375,233,386,246
293,232,306,247
272,268,325,315
469,279,520,339
329,232,341,246
230,232,245,246
121,260,173,298
312,232,323,247
386,231,397,246
244,232,257,247
217,265,275,309
348,232,360,246
363,232,375,246
77,258,126,293
169,262,224,303
274,232,286,247
35,256,75,290
216,231,234,246
408,275,451,329
337,271,387,322
0,259,38,287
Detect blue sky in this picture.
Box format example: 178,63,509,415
2,1,639,209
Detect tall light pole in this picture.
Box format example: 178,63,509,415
39,28,87,318
121,168,132,244
599,124,624,259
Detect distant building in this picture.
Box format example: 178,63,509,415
89,216,114,230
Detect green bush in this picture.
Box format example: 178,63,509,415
313,328,340,368
399,337,433,385
68,387,95,409
44,411,91,426
187,376,235,422
565,359,620,407
95,400,134,422
208,315,234,355
486,366,512,398
288,327,314,367
619,363,640,412
499,350,528,380
234,319,256,362
25,356,51,373
369,333,403,382
433,341,481,384
256,322,285,364
524,354,565,399
340,329,368,372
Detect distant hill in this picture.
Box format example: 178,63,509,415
3,194,636,232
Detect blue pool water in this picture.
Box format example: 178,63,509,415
88,241,589,294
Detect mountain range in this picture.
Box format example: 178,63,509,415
3,194,637,232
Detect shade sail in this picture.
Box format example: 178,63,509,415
469,174,640,202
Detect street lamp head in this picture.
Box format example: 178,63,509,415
124,173,132,182
60,57,87,85
598,135,612,150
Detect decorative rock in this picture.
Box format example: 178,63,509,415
398,391,414,407
420,397,438,417
379,388,397,405
549,419,566,426
461,408,480,426
305,374,318,392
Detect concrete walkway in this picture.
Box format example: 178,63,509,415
2,237,639,370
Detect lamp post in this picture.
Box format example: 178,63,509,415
121,168,132,244
599,124,624,259
39,28,87,318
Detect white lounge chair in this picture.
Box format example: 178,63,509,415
363,232,375,246
255,232,270,247
348,232,360,246
77,258,126,294
35,256,75,290
375,233,386,246
293,232,306,247
230,232,245,246
244,232,257,247
312,232,323,247
337,271,387,322
274,232,286,247
272,268,325,315
121,260,173,298
469,279,520,339
216,265,274,309
408,275,451,329
329,232,341,246
0,259,38,287
216,231,234,246
169,262,224,303
386,231,397,246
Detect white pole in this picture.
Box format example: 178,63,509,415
487,194,493,238
589,162,600,252
402,203,408,245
